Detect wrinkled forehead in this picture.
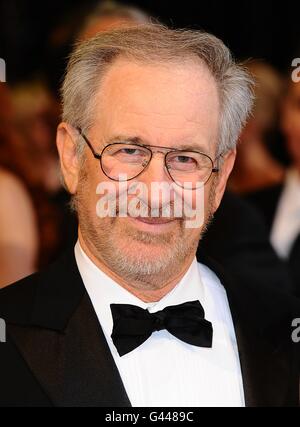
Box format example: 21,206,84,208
91,57,220,151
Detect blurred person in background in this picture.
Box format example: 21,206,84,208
248,79,300,297
12,80,61,193
0,169,38,288
11,79,66,267
44,1,151,98
0,78,66,269
78,0,150,41
0,84,38,287
229,61,285,194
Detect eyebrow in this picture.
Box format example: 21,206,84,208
103,135,209,154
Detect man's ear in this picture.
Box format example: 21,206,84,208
212,149,237,212
56,123,81,195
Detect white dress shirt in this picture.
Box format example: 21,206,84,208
75,241,245,407
271,168,300,259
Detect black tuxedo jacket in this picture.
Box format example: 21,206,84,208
247,185,300,297
0,248,299,407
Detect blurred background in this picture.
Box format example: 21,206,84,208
0,0,300,291
2,0,300,84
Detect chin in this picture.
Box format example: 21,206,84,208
114,251,174,278
123,239,170,259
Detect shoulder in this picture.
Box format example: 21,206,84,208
0,250,67,322
245,184,284,222
197,252,299,339
246,183,284,204
203,191,269,248
0,248,84,328
246,184,286,233
0,271,40,323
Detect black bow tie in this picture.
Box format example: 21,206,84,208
110,300,213,356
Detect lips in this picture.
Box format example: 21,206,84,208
134,217,176,225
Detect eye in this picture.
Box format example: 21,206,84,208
174,155,196,164
115,148,147,160
119,148,144,156
107,145,149,164
167,153,199,171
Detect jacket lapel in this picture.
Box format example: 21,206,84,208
231,310,294,407
289,234,300,297
8,249,131,407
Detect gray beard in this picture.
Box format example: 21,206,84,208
74,172,216,289
78,209,214,290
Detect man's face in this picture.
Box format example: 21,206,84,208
58,58,235,285
281,82,300,167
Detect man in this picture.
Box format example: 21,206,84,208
0,24,298,407
0,85,38,287
247,79,300,297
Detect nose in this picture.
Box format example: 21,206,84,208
138,153,175,211
141,152,171,185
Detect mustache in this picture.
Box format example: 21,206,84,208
115,199,188,221
96,183,202,222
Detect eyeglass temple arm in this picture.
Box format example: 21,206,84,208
212,153,224,173
76,127,101,159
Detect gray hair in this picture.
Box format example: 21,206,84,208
62,23,254,157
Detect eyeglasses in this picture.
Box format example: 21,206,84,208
76,127,220,190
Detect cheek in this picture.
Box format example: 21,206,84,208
77,167,101,215
179,187,214,231
204,182,216,208
180,185,212,209
86,156,113,199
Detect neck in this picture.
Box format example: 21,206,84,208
78,229,195,303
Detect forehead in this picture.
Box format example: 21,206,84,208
92,57,220,150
